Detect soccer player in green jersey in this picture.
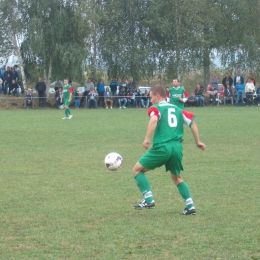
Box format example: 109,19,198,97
61,78,73,119
169,78,188,109
132,85,206,215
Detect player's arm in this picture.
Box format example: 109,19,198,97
190,122,206,150
143,107,159,149
68,87,73,102
182,110,206,150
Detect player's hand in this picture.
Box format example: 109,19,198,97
143,139,150,149
197,142,206,150
179,98,184,102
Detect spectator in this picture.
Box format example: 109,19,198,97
245,78,255,106
141,90,150,108
247,74,256,86
118,87,127,108
54,80,62,91
256,85,260,106
109,76,118,97
235,80,245,106
11,67,19,82
87,88,97,108
119,78,127,92
24,89,34,108
55,87,63,109
81,78,94,107
128,91,135,108
134,86,142,108
35,77,46,103
4,66,13,95
74,89,80,109
126,91,131,107
0,77,2,95
10,79,19,96
96,79,105,107
194,84,204,106
104,87,113,109
208,85,217,106
127,79,136,94
14,65,21,80
186,92,197,107
222,73,233,89
234,72,244,88
211,73,219,89
223,85,233,105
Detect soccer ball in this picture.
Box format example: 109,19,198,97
105,152,123,171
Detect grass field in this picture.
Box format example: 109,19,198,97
0,106,259,260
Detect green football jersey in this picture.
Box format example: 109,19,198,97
149,101,195,145
62,84,71,100
169,87,185,109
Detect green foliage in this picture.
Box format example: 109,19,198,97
21,0,89,82
3,0,260,86
0,108,260,259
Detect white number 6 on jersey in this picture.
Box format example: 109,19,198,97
168,108,177,127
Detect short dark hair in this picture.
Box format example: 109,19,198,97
150,85,166,98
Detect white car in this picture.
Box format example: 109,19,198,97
139,86,151,94
49,88,55,93
77,87,85,94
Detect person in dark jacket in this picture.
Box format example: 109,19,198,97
55,87,63,109
35,77,46,103
222,73,233,89
223,85,233,105
109,77,118,97
10,79,19,96
24,89,34,108
97,79,105,107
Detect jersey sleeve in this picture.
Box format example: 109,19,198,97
148,107,161,120
183,90,189,102
68,87,73,93
182,110,195,127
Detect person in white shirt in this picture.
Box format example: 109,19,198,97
245,78,255,106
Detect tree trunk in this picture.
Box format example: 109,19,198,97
46,58,52,102
203,47,211,88
11,26,27,90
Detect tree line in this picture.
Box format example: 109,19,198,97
1,0,260,94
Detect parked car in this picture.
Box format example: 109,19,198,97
49,88,55,93
77,86,85,94
139,86,151,94
206,84,225,97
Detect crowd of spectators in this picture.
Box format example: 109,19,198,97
0,65,23,96
186,72,260,107
2,68,260,109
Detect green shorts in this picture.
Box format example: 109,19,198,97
64,99,70,106
139,141,183,175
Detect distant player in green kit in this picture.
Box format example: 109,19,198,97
132,85,206,215
61,78,73,119
169,78,188,109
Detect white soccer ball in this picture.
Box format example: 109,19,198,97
105,152,123,171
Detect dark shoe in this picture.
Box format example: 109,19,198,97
133,199,155,210
181,207,196,215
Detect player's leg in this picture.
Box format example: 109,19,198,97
166,141,196,215
170,174,195,215
64,100,72,118
132,162,154,208
132,146,168,209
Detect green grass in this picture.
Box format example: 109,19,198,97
0,106,260,260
